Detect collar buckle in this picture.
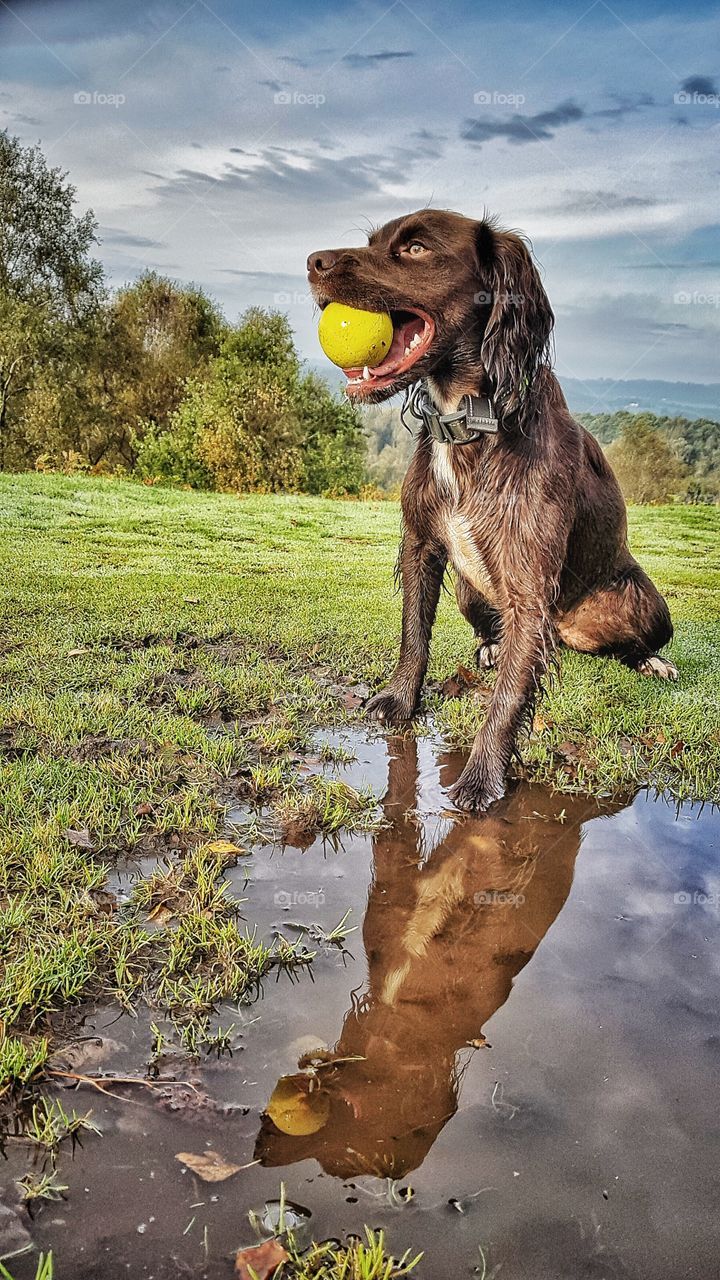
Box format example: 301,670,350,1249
401,381,499,444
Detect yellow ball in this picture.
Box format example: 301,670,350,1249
318,302,393,369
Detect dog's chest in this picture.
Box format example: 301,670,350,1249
431,443,497,602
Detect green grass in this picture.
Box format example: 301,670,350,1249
0,473,718,1093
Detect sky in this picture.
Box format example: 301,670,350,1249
1,0,719,386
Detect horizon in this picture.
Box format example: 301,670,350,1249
2,0,719,385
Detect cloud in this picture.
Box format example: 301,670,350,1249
593,92,654,119
681,75,719,95
258,79,287,93
462,100,584,146
551,190,658,214
152,139,442,203
343,50,415,69
100,227,165,249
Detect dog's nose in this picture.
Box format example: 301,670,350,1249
307,249,340,277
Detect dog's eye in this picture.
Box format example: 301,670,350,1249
405,241,426,256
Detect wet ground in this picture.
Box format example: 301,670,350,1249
4,730,720,1279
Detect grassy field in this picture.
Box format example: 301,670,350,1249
1,472,719,1089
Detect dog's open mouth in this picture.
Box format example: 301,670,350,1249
343,308,435,395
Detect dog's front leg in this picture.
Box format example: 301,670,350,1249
366,532,446,725
449,601,554,812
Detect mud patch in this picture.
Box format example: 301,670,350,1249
4,730,720,1279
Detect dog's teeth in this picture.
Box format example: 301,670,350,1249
404,346,411,356
363,366,370,380
410,333,421,349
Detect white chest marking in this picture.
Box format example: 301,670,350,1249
443,510,496,602
431,441,460,500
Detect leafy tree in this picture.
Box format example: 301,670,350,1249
136,309,367,495
0,130,104,466
104,272,224,440
605,415,688,504
295,372,366,495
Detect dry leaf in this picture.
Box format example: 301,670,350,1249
234,1239,288,1280
183,597,200,604
205,839,247,857
147,902,174,925
64,827,93,849
175,1150,243,1182
67,648,89,657
532,714,546,734
441,665,481,699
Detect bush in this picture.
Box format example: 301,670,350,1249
132,310,368,496
605,416,688,504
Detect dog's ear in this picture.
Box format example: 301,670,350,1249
475,222,554,422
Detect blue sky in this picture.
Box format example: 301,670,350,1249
1,0,719,382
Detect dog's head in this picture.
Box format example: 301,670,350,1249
307,208,553,418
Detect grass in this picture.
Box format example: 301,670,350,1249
0,473,718,1097
0,1257,53,1280
283,1227,422,1278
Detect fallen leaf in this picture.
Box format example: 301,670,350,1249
135,802,153,816
147,902,174,925
532,714,546,734
64,827,93,849
441,665,481,699
183,597,200,604
341,689,363,710
457,663,478,684
175,1150,243,1182
266,1074,330,1136
205,839,247,857
441,674,466,698
67,648,89,657
234,1239,288,1280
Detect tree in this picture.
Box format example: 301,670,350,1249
295,372,366,495
605,415,688,504
135,309,368,495
0,130,103,466
106,272,224,438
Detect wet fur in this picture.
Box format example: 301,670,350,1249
307,209,675,812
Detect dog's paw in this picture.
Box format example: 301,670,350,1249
364,689,416,726
475,641,500,670
448,764,505,814
638,654,679,681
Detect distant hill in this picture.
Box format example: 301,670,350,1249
305,361,720,423
561,379,720,421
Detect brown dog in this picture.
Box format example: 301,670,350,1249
307,209,676,813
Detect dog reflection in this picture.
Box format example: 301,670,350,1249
256,737,629,1179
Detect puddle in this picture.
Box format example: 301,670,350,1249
4,731,720,1279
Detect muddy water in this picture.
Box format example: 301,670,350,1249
5,732,720,1280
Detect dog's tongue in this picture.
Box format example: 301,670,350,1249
343,315,425,379
370,316,425,374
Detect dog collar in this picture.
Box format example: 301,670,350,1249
400,379,499,444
